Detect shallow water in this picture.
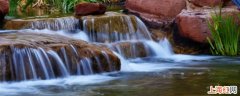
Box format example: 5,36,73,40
0,55,239,96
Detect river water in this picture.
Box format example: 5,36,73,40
0,55,239,96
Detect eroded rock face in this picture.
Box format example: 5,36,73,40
125,0,186,29
0,32,121,81
175,7,239,43
75,3,106,16
0,0,9,21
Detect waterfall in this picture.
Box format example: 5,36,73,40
0,12,174,82
143,38,174,57
79,13,175,72
28,16,79,30
79,13,174,58
21,14,174,59
82,15,152,42
18,13,174,59
0,45,116,81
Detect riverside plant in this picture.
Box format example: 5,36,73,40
207,12,240,56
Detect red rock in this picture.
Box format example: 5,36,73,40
189,0,231,7
175,7,239,43
75,3,106,16
125,0,186,29
0,0,9,21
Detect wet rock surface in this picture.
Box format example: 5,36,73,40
75,3,106,16
0,32,121,81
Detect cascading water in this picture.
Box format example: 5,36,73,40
0,12,174,82
79,13,174,59
19,16,90,41
0,45,117,81
81,13,152,42
0,12,224,96
28,16,80,30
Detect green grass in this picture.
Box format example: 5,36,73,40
207,11,240,56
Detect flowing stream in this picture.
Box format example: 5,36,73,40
0,15,239,96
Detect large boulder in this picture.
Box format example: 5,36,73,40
125,0,186,29
0,0,9,21
188,0,231,7
175,7,239,43
0,32,121,81
75,3,106,16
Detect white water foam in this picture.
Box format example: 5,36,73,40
161,54,217,62
20,29,89,42
111,38,217,72
143,38,174,57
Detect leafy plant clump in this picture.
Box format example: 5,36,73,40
207,12,240,56
10,0,109,14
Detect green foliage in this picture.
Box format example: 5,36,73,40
207,11,240,56
49,0,82,13
49,0,108,13
9,0,107,14
9,0,19,16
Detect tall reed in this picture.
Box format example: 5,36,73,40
207,11,240,56
9,0,19,16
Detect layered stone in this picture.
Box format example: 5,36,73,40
0,32,121,81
